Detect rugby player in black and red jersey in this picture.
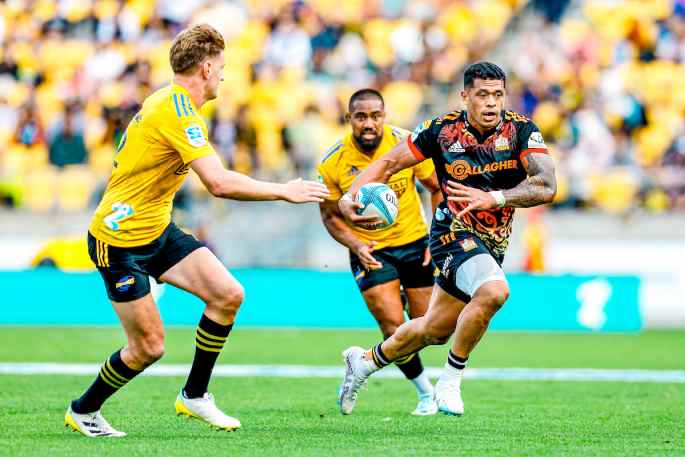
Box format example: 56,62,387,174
336,62,557,416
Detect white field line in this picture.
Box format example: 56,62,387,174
0,363,684,383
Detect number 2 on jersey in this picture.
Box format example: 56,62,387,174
104,203,134,231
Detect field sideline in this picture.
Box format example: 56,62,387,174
1,327,684,456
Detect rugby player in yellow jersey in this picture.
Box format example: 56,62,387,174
64,24,329,437
318,89,442,415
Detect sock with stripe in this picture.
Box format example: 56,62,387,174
183,314,233,399
71,349,141,414
396,353,433,397
395,353,423,379
443,350,468,380
368,342,391,369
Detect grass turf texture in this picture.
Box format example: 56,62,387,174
2,327,685,369
1,328,684,456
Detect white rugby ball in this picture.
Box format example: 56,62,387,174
354,183,399,230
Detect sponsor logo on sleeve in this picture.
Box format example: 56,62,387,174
185,124,206,147
528,131,547,149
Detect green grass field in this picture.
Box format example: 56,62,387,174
1,327,684,456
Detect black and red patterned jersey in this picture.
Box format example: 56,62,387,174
407,109,549,256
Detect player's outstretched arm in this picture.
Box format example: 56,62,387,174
446,152,556,218
339,140,420,223
191,155,330,203
319,201,382,270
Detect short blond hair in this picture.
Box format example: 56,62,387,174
169,24,225,75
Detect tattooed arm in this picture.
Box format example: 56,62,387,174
501,153,556,207
445,152,556,217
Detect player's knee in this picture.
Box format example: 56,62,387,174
132,334,165,366
476,282,509,311
211,282,245,317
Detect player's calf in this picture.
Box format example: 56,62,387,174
435,281,509,417
418,318,453,346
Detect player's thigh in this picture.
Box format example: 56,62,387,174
458,254,509,305
420,283,467,340
404,286,433,319
159,246,243,305
361,279,405,331
111,293,164,349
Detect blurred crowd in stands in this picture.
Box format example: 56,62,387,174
0,0,684,214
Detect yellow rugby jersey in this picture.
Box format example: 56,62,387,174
89,84,215,247
317,125,435,250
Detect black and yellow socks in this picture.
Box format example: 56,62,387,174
183,314,233,398
71,349,141,413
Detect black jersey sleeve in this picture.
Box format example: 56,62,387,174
407,118,437,161
517,119,549,165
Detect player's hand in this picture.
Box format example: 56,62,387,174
283,178,331,203
422,247,432,267
338,193,382,226
445,181,498,218
353,241,383,270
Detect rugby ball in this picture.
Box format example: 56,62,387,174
354,183,398,230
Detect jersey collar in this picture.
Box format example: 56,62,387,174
462,110,504,143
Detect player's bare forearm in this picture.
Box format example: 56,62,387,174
191,155,328,203
191,155,281,200
502,153,556,208
210,169,285,201
319,202,364,251
346,141,420,197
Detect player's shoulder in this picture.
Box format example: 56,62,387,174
503,110,534,126
411,110,462,140
144,85,201,124
387,124,410,141
420,110,463,130
319,139,345,166
435,109,463,125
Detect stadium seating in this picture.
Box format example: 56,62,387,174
0,0,683,212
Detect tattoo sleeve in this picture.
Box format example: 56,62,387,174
502,153,557,208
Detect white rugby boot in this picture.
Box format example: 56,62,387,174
411,393,438,416
64,405,126,437
175,390,241,431
434,366,465,416
338,346,377,415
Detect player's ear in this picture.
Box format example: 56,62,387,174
344,112,351,123
202,59,212,80
460,88,468,106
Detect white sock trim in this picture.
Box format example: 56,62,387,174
441,362,464,381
